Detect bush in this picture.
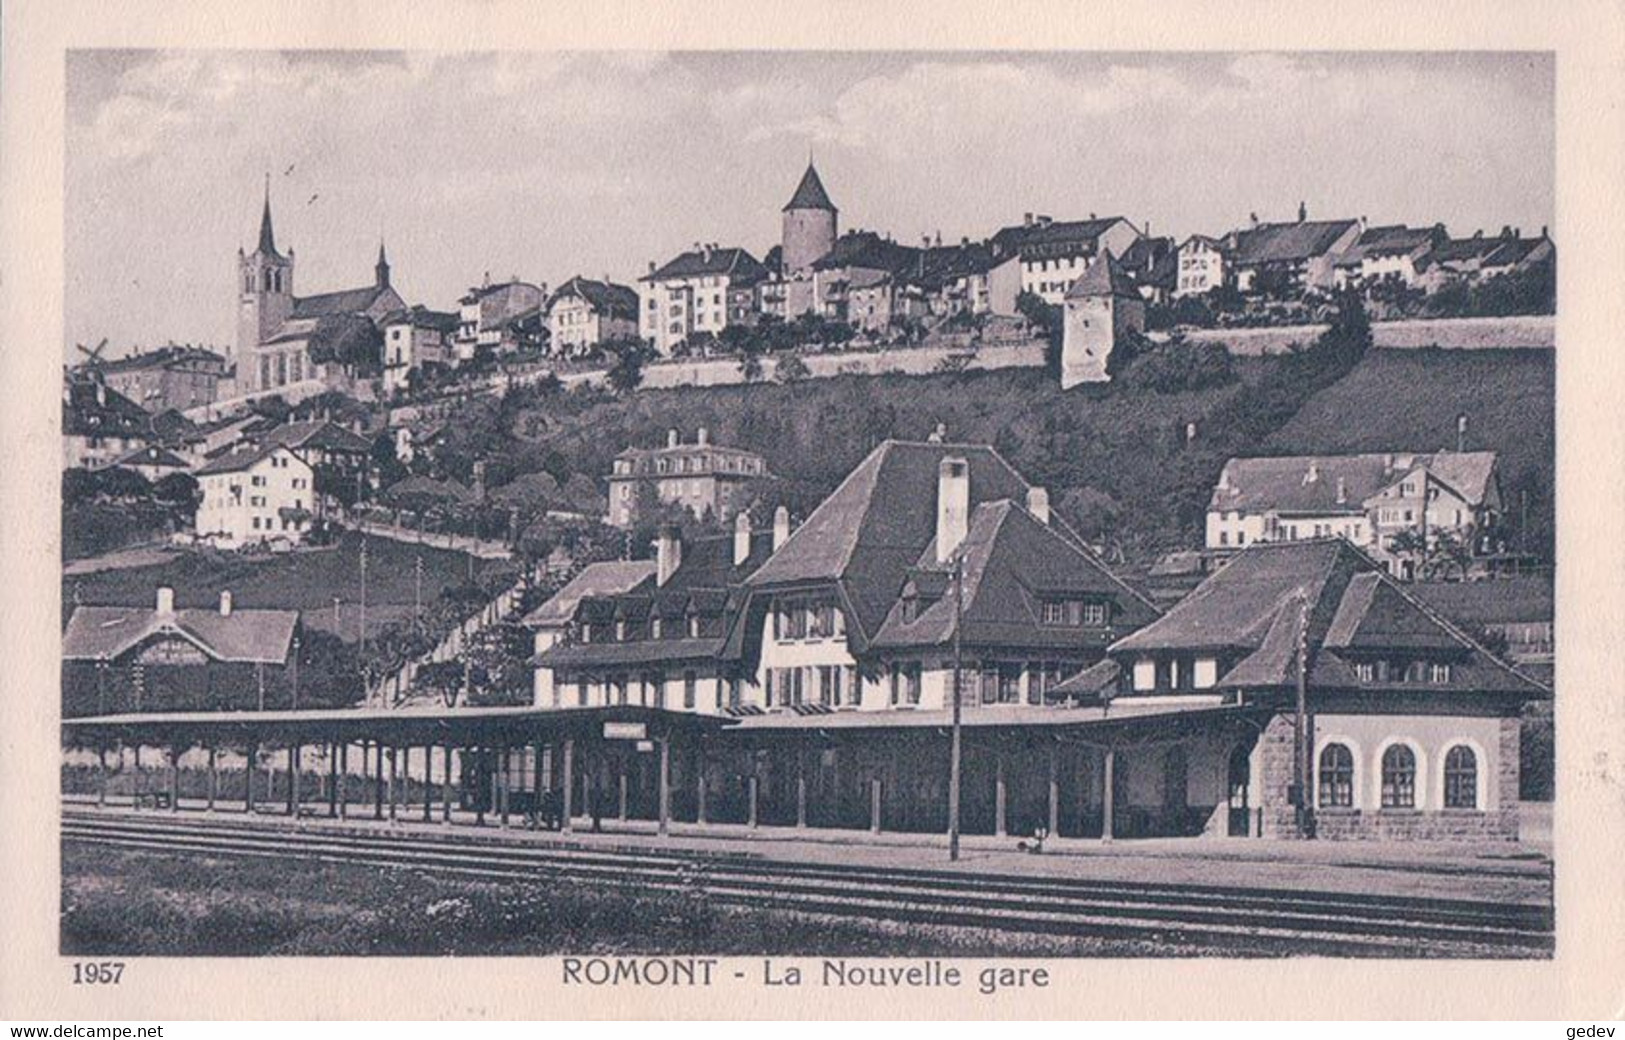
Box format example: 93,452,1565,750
775,354,810,383
1123,337,1236,394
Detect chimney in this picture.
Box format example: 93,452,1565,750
648,260,656,274
1383,453,1395,474
1541,225,1548,238
1298,201,1307,222
1024,212,1034,227
219,590,233,617
936,456,970,564
472,460,487,501
1250,212,1260,228
1335,478,1348,505
1185,421,1198,444
156,586,175,616
934,231,942,248
667,428,680,449
655,524,682,587
733,511,752,566
1304,461,1320,484
1217,465,1231,491
1026,486,1050,525
1089,212,1097,220
772,505,791,551
697,426,709,447
1457,413,1469,453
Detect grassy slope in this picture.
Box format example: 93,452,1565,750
520,362,1276,553
1265,349,1554,482
1264,348,1554,550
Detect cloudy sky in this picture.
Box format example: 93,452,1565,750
66,50,1552,358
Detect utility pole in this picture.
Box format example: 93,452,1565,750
1293,593,1315,839
359,535,369,707
947,550,965,861
414,554,424,634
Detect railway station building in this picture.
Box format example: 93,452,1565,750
60,438,1549,845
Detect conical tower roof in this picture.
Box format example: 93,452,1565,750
1065,249,1137,299
783,162,836,213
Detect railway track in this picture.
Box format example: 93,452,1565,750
62,810,1553,957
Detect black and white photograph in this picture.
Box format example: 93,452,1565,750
8,3,1625,1022
51,46,1563,963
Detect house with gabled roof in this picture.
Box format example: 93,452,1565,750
194,443,315,548
528,434,1169,835
546,276,640,357
1332,224,1447,289
62,586,300,716
1225,209,1362,297
989,213,1144,304
1206,450,1505,579
1059,539,1546,840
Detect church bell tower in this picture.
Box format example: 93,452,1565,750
235,176,294,387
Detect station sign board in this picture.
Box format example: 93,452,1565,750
603,721,648,741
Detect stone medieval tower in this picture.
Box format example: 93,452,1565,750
1061,250,1145,388
235,178,294,376
780,161,838,274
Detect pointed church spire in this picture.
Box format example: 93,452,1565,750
257,173,280,257
375,238,391,289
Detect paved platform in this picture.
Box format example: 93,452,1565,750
64,798,1553,906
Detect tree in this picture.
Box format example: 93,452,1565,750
605,340,652,395
775,354,811,382
1016,290,1063,371
412,660,467,708
463,620,535,707
737,337,766,382
94,467,153,502
1314,293,1372,371
1057,486,1124,544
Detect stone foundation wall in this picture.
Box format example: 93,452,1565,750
1312,808,1517,842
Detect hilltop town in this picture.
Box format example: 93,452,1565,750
60,159,1555,868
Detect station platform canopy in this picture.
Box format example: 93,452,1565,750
61,704,735,748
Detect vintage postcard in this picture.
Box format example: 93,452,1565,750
2,0,1623,1023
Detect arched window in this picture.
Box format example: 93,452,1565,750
262,268,273,291
1381,744,1417,809
1444,745,1478,809
1318,743,1354,808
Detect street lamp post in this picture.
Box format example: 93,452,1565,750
947,550,965,861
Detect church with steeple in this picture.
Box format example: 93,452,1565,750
234,179,405,398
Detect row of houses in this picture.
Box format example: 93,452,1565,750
80,168,1553,412
1173,213,1553,300
62,432,1550,842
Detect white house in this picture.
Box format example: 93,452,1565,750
988,214,1144,305
1172,235,1228,298
1206,451,1503,577
546,276,640,357
194,443,315,548
637,245,768,355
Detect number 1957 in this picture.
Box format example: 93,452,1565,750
72,961,124,984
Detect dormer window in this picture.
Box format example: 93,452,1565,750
651,617,663,640
687,614,700,639
614,620,627,642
